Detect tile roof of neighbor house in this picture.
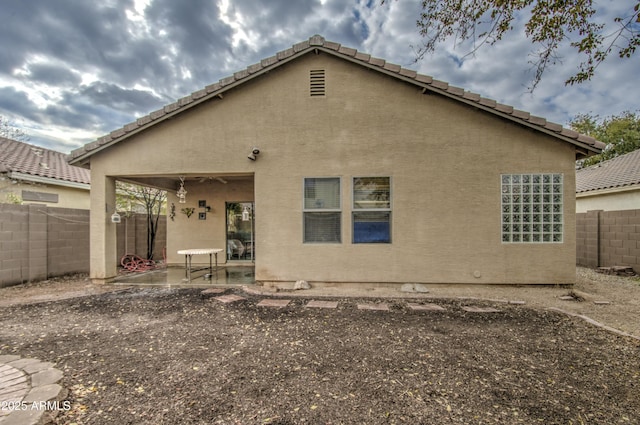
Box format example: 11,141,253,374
68,35,604,165
576,149,640,194
0,136,90,185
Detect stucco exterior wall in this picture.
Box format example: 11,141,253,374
86,52,577,284
0,181,89,209
576,188,640,213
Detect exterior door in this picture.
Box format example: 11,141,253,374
226,202,255,261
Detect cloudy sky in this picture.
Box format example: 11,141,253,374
1,0,638,153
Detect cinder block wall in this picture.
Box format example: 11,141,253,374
1,204,166,287
0,204,29,286
47,208,91,277
0,204,90,287
116,214,167,263
577,209,640,272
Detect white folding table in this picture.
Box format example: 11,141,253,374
177,248,223,282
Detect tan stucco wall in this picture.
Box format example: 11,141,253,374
576,187,640,213
0,181,89,209
86,52,577,284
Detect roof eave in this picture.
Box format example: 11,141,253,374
8,171,90,190
577,183,640,197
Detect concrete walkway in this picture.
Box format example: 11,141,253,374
0,356,65,425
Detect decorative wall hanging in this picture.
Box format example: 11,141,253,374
197,199,211,219
177,176,187,203
181,207,195,218
170,203,176,221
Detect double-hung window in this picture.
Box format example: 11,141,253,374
353,177,391,243
303,177,341,243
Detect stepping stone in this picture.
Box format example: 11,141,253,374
0,355,20,363
305,300,338,309
22,362,55,374
357,303,389,311
202,288,226,295
407,302,445,311
594,300,611,305
461,306,501,313
30,368,63,387
509,300,526,305
257,299,291,308
559,296,576,301
214,294,247,303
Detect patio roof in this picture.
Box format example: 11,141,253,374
68,35,604,167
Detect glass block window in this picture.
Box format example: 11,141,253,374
353,177,391,243
304,178,341,243
501,174,563,243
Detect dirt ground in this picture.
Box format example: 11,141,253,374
0,268,639,424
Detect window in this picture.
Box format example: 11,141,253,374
303,178,341,243
501,174,563,243
22,190,58,203
353,177,391,243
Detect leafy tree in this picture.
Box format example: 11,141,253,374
572,111,640,168
397,0,640,89
116,182,167,260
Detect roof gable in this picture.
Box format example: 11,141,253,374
0,137,90,185
576,149,640,194
68,35,604,166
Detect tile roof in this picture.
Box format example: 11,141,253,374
68,35,604,165
0,137,90,185
576,149,640,193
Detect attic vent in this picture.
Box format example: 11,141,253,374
310,69,325,96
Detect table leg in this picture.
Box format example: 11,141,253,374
187,255,192,282
209,253,213,276
184,255,188,279
214,252,218,270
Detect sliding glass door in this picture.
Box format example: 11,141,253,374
226,202,255,261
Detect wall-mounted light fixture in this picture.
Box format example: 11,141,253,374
247,147,260,161
177,176,187,203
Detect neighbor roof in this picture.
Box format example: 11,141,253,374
576,149,640,194
68,35,604,166
0,137,90,185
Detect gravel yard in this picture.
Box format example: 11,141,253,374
0,268,639,424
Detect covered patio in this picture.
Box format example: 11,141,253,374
101,172,257,283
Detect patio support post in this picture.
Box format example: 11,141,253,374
90,175,118,283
